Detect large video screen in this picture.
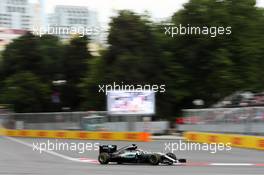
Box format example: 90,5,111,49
107,91,155,115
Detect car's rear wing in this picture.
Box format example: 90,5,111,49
99,145,117,153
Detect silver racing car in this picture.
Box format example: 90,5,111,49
98,144,187,165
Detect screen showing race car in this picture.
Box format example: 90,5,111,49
107,91,155,115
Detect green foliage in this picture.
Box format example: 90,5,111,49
168,0,264,106
38,34,64,81
63,36,91,82
61,36,92,109
1,32,43,78
0,34,92,112
80,55,106,110
105,10,163,84
0,72,50,112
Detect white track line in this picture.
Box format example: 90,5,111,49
210,163,253,166
3,136,97,163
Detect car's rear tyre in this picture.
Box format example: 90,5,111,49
98,153,110,164
149,154,160,165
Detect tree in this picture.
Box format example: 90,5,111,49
80,54,106,110
38,34,64,82
1,32,43,78
0,72,50,112
167,0,264,106
61,36,92,110
104,10,162,84
0,33,67,112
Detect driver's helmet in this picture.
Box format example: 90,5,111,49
127,144,138,150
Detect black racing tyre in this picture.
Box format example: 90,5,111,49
149,154,160,165
166,153,176,160
98,153,110,164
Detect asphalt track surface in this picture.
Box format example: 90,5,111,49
1,136,264,175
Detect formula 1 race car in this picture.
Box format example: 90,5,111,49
98,144,187,165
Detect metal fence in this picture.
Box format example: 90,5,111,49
183,107,264,124
0,111,169,134
178,107,264,135
2,111,107,130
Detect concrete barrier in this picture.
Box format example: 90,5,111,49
0,128,151,142
184,131,264,150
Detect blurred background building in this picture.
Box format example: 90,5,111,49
0,0,42,50
0,0,36,30
48,5,98,27
48,5,100,42
0,1,103,50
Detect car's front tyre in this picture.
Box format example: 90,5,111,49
149,154,160,165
